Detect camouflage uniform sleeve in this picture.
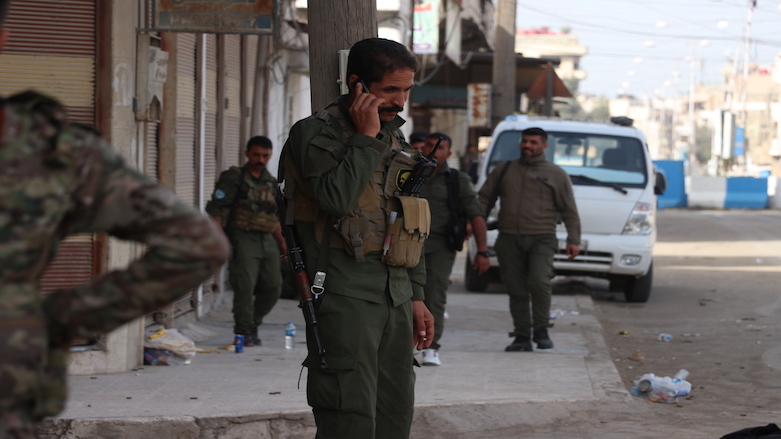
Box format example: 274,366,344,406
205,168,240,218
42,126,230,346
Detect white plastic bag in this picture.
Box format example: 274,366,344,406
144,328,196,359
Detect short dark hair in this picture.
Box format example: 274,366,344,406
427,132,452,149
346,38,419,86
0,0,11,26
522,127,548,142
246,135,272,151
410,131,427,144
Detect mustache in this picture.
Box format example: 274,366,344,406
379,105,403,113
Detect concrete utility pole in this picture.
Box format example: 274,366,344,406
491,0,517,128
308,0,378,110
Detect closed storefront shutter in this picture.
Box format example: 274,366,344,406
145,121,160,181
204,34,219,188
243,35,258,147
0,0,98,294
175,33,198,207
224,34,243,168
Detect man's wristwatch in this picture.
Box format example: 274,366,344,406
476,251,489,258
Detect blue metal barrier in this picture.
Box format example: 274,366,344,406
653,160,687,209
724,177,768,209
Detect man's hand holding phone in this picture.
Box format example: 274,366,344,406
349,80,385,138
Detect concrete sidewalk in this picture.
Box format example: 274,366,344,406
39,256,631,439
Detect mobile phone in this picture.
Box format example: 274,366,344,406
351,79,370,94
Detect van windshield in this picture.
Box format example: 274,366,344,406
486,130,648,187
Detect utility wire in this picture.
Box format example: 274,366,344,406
517,2,781,47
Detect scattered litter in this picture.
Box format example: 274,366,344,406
681,333,700,337
658,333,673,342
618,330,629,336
126,397,132,400
196,348,219,353
145,328,196,359
550,309,567,319
144,348,191,366
269,392,281,395
190,397,198,400
631,352,644,361
631,369,691,404
746,324,765,332
570,310,580,316
219,344,236,352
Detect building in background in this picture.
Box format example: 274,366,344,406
515,26,587,94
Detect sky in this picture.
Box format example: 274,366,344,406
515,0,781,99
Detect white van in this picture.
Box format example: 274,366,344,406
466,115,666,303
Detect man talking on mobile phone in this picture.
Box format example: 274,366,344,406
279,38,434,439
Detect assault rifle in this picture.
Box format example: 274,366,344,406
275,190,327,369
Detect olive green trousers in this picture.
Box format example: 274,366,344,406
304,291,415,439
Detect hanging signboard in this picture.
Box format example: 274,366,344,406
413,0,440,54
151,0,276,34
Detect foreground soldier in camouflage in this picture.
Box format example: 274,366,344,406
0,3,230,436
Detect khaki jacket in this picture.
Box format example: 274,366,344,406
478,154,581,245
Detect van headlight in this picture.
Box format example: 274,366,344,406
622,202,653,235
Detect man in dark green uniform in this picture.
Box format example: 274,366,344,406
478,127,581,352
418,132,489,366
206,136,287,346
279,38,434,439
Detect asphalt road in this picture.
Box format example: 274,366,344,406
528,209,781,438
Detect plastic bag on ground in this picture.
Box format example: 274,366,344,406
143,348,191,366
144,328,196,359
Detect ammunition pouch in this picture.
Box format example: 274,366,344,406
381,196,430,268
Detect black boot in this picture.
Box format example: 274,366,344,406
250,328,261,346
533,327,553,349
505,336,533,352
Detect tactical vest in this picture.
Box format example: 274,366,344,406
228,166,279,233
283,104,430,267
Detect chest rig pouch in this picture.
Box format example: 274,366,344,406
228,167,278,233
285,104,430,268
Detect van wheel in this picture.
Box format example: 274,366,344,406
623,262,653,303
465,255,490,292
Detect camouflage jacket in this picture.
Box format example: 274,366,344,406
0,92,229,422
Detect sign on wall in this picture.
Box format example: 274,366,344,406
151,0,276,34
413,0,440,54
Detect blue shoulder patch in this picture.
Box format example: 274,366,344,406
214,189,226,200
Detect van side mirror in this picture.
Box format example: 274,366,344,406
654,171,667,196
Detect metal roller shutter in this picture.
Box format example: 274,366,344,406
145,121,160,181
0,0,98,294
243,35,258,146
224,34,243,168
204,34,219,187
175,33,198,207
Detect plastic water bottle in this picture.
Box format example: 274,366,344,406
671,369,692,396
285,322,296,349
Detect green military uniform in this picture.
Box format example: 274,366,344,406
0,92,228,438
419,163,482,350
281,97,426,439
478,155,580,341
205,166,282,337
